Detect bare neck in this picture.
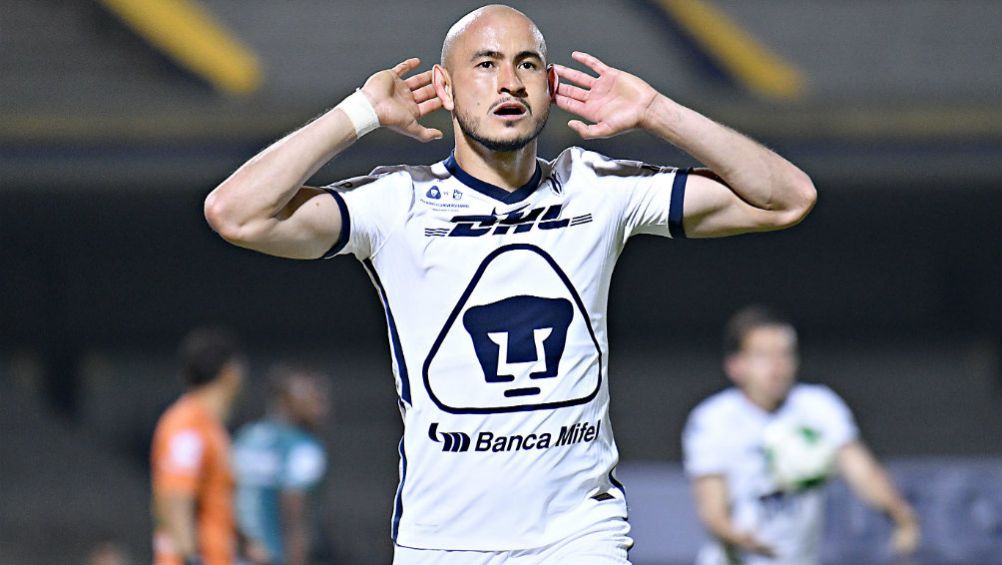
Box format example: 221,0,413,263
190,384,233,422
740,388,785,414
267,405,293,426
453,135,538,191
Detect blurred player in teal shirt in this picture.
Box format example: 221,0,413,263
234,366,330,565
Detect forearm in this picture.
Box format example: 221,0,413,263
692,478,747,546
841,444,916,526
157,495,198,557
851,465,915,523
283,522,308,565
698,509,746,546
204,104,358,236
641,95,814,214
280,491,310,565
170,522,198,558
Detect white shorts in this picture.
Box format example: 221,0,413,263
393,517,633,565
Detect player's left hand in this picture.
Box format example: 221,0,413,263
891,517,920,555
552,51,659,139
244,539,271,565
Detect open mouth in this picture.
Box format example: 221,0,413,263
493,102,528,118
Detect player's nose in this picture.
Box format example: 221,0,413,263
497,63,526,95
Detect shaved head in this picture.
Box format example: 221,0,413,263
441,5,547,70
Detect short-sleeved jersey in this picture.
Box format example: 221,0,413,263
324,147,688,550
151,394,236,565
233,419,327,562
682,384,858,565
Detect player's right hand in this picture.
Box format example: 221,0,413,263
360,58,444,142
733,531,777,558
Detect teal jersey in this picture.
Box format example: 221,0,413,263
233,419,327,563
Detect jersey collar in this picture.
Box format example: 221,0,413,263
443,152,543,204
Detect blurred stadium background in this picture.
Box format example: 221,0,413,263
1,1,1000,564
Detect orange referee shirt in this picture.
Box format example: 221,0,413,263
151,394,235,565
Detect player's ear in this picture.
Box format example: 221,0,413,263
433,65,454,112
546,64,558,103
723,354,742,385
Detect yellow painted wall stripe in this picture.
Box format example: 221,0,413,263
8,107,1001,144
98,0,261,95
657,0,805,100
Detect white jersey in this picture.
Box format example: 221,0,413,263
682,384,858,565
324,147,688,550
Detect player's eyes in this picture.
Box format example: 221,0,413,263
475,61,538,70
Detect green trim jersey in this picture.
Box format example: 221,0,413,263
233,420,327,562
682,384,858,565
324,147,688,550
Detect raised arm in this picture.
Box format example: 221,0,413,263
204,58,443,259
553,51,816,238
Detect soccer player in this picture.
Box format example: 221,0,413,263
151,328,245,565
233,366,330,565
682,306,920,565
203,5,817,563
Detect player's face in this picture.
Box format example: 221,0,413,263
727,325,798,410
286,377,330,430
223,359,247,393
218,358,247,419
448,15,550,152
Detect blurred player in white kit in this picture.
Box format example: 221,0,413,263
683,306,920,565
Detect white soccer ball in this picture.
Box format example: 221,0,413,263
762,420,837,492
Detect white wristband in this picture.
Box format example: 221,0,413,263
338,90,380,139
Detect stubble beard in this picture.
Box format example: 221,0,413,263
454,100,549,153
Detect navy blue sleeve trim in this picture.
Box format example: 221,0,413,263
668,168,689,239
391,437,407,540
362,259,411,406
609,469,626,495
322,189,351,258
